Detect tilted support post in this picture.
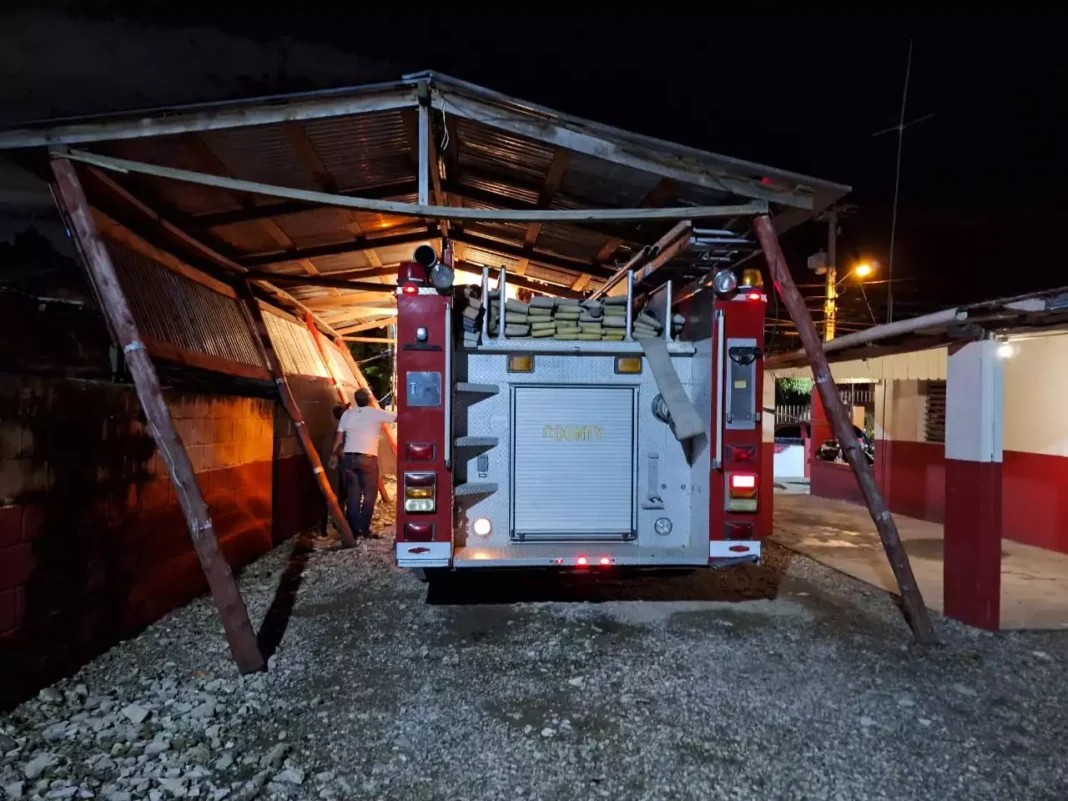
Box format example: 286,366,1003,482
239,282,358,548
50,158,266,673
753,215,935,644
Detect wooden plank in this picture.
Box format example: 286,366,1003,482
65,150,769,223
1,87,417,147
336,316,397,334
91,209,239,298
188,180,418,227
435,89,813,209
753,214,934,643
239,229,436,268
51,158,265,674
239,281,358,548
142,335,271,381
521,149,571,256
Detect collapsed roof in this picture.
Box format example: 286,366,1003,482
0,70,850,338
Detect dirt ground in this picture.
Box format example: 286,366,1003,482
2,508,1067,800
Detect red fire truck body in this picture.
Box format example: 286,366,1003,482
393,257,768,573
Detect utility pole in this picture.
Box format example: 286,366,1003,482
823,208,838,341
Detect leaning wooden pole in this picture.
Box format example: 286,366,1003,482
753,215,935,643
303,314,390,504
50,159,266,672
239,284,358,548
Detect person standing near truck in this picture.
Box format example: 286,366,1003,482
333,388,396,538
321,403,348,538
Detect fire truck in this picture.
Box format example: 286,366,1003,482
392,238,768,574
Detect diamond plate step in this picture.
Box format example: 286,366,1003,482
454,482,499,497
454,436,499,448
456,382,499,395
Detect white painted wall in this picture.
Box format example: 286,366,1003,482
946,340,1004,463
1002,333,1068,456
874,380,925,442
769,347,948,382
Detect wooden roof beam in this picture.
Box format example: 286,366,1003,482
517,149,570,275
434,89,813,210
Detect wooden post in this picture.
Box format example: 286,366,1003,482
303,315,391,504
50,159,266,673
238,282,358,548
753,214,935,643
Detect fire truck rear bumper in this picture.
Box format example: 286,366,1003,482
396,541,452,568
446,540,762,568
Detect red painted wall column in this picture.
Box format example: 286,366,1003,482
944,340,1004,630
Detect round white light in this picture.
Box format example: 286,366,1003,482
472,517,493,537
712,268,738,295
654,517,673,536
997,341,1013,359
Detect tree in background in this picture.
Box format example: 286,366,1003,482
776,377,813,406
344,341,392,403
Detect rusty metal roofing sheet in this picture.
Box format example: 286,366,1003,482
106,238,266,369
534,222,610,263
262,309,330,378
455,117,554,184
302,111,413,192
199,126,319,191
305,252,373,274
104,137,241,216
558,152,664,206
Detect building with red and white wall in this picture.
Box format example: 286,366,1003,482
768,323,1068,629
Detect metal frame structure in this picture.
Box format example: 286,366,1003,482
3,71,887,663
1,71,849,338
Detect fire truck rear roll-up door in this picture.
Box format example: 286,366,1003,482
512,386,636,540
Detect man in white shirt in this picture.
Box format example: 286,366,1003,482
332,388,397,538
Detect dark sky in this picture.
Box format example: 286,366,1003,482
5,6,1065,326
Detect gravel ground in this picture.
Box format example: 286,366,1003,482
3,509,1068,800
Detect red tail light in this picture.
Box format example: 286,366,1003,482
402,283,418,295
576,556,588,567
403,522,435,542
727,472,758,513
730,474,757,489
405,443,435,461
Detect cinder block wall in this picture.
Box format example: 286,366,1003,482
0,373,325,707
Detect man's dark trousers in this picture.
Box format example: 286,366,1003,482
341,453,379,536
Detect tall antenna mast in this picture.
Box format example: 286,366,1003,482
873,39,933,324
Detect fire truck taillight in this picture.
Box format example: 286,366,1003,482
405,443,435,461
402,283,418,295
726,472,758,513
404,471,437,513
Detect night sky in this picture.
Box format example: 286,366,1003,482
4,6,1064,328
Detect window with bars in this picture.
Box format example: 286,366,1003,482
923,380,947,443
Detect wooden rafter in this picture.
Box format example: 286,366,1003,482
187,180,419,228
51,158,266,673
517,149,570,275
284,121,386,275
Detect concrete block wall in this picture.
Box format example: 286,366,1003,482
0,373,328,707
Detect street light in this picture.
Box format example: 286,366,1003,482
836,261,875,287
826,261,877,341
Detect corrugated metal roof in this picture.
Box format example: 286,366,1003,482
302,111,412,191
107,238,266,369
262,309,330,378
2,71,850,336
455,117,553,184
200,126,319,191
